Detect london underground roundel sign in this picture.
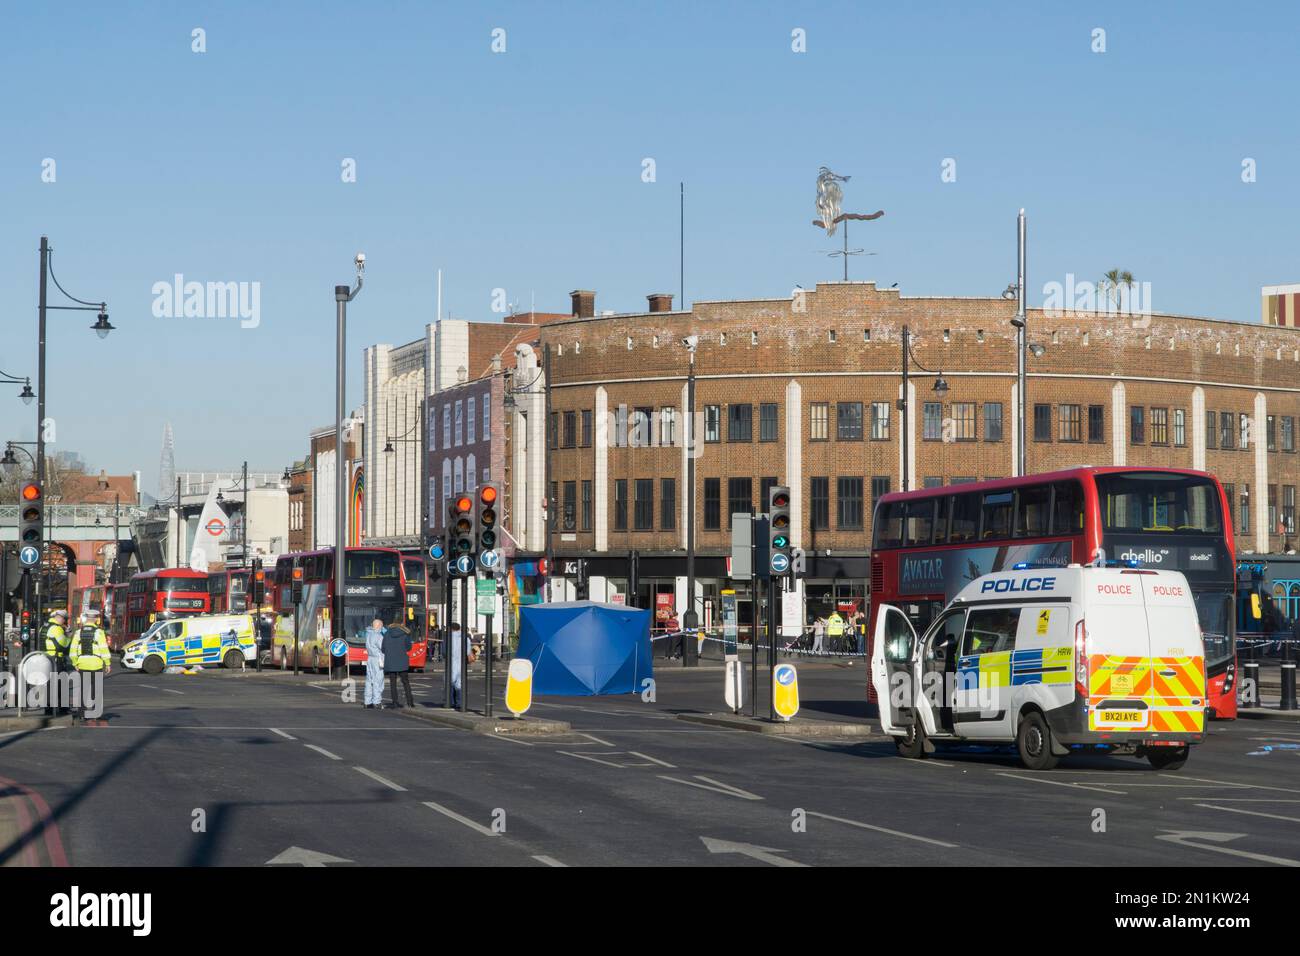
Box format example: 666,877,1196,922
206,518,226,537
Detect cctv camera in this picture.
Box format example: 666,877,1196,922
681,335,698,351
355,252,366,271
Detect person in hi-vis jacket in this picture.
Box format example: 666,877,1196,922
364,618,386,709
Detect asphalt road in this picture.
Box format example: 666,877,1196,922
2,660,1299,867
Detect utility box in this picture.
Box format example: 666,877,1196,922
729,514,769,581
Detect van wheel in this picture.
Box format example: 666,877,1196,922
1017,711,1059,770
142,655,164,676
1147,745,1190,771
895,721,927,759
222,649,243,670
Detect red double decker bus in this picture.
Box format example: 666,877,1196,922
207,568,251,614
401,555,429,646
120,568,212,648
270,547,428,672
869,467,1237,719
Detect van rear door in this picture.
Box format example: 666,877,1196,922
1137,572,1206,735
1082,569,1153,733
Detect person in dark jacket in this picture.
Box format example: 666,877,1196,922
382,619,415,709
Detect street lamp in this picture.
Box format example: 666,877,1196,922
897,325,949,493
335,253,364,649
681,334,699,665
0,370,34,405
2,442,36,474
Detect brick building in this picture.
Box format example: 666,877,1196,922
508,281,1300,634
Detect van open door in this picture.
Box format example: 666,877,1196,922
1136,573,1206,738
871,604,918,736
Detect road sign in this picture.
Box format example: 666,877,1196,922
330,638,347,658
476,578,496,616
770,552,791,575
205,517,226,537
480,548,501,571
772,663,799,721
428,542,445,561
454,554,474,575
18,545,40,568
505,658,533,716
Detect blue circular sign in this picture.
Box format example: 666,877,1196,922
770,552,790,574
455,554,474,575
428,543,445,561
330,638,347,657
18,545,39,568
776,664,796,686
480,549,500,570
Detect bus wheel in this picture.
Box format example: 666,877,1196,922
1017,711,1059,770
1146,745,1189,771
222,649,243,670
142,656,164,676
895,721,926,759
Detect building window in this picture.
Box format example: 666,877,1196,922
1285,485,1296,535
1173,409,1186,447
634,479,654,530
810,477,830,530
1220,412,1234,450
632,407,653,447
1205,411,1217,450
1284,416,1296,453
759,403,779,442
467,398,476,444
1269,484,1278,532
809,403,829,441
984,403,1003,442
1059,404,1081,442
660,478,675,530
660,407,678,446
562,481,577,531
581,409,593,448
704,406,720,443
727,477,752,528
548,411,558,450
923,402,943,441
581,480,592,531
836,402,863,441
1240,413,1251,450
870,476,891,508
837,477,864,530
614,479,628,531
483,394,491,435
951,403,975,441
613,406,628,447
1150,407,1168,445
1268,415,1278,452
870,402,891,441
728,404,753,442
1034,404,1052,442
704,478,721,530
562,410,576,448
454,401,464,446
1088,405,1105,443
443,405,451,449
549,481,557,529
1241,483,1250,531
922,476,944,489
1129,406,1145,444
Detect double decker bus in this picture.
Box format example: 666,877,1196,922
401,555,429,646
270,547,428,671
77,584,107,623
869,467,1237,719
207,568,250,614
120,568,211,649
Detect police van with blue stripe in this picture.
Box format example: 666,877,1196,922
870,564,1206,770
121,614,257,674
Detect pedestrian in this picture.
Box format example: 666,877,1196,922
363,617,386,709
813,616,826,654
70,613,111,721
852,607,867,655
382,616,415,709
447,622,464,709
826,609,846,652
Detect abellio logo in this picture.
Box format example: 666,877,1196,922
1120,548,1167,564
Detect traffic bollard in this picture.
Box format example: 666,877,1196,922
1243,660,1260,708
1282,656,1298,712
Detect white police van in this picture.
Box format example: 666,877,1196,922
121,614,257,674
871,565,1206,770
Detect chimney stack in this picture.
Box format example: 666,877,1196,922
570,289,596,318
647,293,674,313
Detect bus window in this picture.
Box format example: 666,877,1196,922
1017,484,1051,536
876,502,904,549
950,494,979,542
933,496,951,545
1051,480,1084,535
905,500,936,547
981,491,1013,540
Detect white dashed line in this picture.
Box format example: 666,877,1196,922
304,744,342,760
269,728,297,740
996,772,1126,795
423,801,498,837
804,809,959,848
353,767,407,791
533,855,567,867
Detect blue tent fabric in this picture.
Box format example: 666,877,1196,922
517,601,653,695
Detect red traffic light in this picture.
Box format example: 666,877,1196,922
291,567,303,581
772,492,790,509
454,495,473,513
20,483,41,502
480,485,498,505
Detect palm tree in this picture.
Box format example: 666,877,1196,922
1101,268,1135,314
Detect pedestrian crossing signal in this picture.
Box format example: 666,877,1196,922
767,485,792,577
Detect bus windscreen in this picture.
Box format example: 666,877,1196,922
1095,472,1222,535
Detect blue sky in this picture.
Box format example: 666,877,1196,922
0,0,1294,494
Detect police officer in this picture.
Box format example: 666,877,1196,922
41,609,72,670
71,614,111,720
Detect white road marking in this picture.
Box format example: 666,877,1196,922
1194,803,1300,824
353,767,407,791
304,744,342,760
160,688,185,695
1174,774,1300,794
657,775,763,801
996,772,1126,794
804,809,959,848
532,855,567,867
482,732,533,746
579,733,615,747
269,728,297,740
136,684,157,690
423,801,498,837
1156,830,1300,867
558,750,675,769
1177,797,1300,803
700,836,807,867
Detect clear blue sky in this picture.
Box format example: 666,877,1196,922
0,0,1293,494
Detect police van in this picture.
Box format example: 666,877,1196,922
870,565,1206,771
121,614,257,674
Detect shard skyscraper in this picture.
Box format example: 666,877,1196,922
157,422,176,501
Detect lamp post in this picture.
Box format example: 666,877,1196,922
335,254,364,652
1010,210,1028,476
681,335,699,665
897,326,949,494
0,371,34,406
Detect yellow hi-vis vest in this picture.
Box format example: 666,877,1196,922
73,625,110,672
44,621,71,658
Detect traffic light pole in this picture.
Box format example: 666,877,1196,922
459,575,469,713
769,575,779,722
443,567,453,709
484,610,494,718
750,574,761,719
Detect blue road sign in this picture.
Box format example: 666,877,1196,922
770,552,790,574
455,554,474,575
18,545,39,568
330,638,347,658
480,549,500,570
428,543,445,561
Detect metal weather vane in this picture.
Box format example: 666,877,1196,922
812,167,884,280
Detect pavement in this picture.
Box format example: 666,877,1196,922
1,658,1299,867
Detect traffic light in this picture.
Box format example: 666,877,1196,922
449,495,476,561
19,481,43,550
478,483,499,555
250,558,266,607
768,485,792,577
291,564,304,604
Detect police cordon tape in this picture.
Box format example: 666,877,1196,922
648,630,866,658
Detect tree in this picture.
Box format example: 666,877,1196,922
1101,268,1136,314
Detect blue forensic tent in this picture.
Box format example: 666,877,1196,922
516,601,653,695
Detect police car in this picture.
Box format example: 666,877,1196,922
870,564,1206,771
121,614,257,674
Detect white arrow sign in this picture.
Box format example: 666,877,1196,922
265,846,353,867
700,836,807,867
1155,831,1300,867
